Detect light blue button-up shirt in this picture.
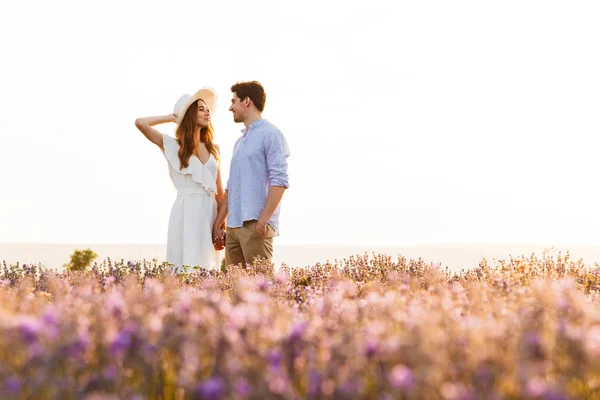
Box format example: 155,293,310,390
226,119,290,234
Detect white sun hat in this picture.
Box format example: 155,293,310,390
173,87,217,125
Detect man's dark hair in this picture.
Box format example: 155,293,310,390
231,81,266,112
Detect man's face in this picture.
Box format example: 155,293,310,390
229,93,246,123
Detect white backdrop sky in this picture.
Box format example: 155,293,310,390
1,0,599,246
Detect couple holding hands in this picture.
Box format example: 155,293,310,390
135,81,290,272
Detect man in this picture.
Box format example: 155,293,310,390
212,81,290,268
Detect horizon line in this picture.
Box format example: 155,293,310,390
2,241,600,248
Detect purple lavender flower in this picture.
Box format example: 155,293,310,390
68,335,89,358
342,378,364,395
141,343,157,362
4,377,22,394
308,371,322,397
457,390,477,400
266,349,282,369
109,328,132,357
103,365,118,381
365,339,378,358
105,291,126,318
523,332,545,360
42,305,61,339
524,332,541,347
541,390,568,400
255,276,269,292
234,379,252,397
19,317,42,343
476,366,493,389
42,305,60,325
195,377,225,400
288,321,309,343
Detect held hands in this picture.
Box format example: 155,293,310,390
212,222,226,251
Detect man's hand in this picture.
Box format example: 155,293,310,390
255,218,268,238
212,223,225,250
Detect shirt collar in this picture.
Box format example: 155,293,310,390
241,119,267,136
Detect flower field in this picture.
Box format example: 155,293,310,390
2,252,600,399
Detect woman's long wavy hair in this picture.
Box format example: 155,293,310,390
175,100,219,169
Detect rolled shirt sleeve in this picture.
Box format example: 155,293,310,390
265,130,290,188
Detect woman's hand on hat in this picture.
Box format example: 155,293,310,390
169,113,177,122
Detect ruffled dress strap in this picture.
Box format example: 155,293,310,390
162,134,217,195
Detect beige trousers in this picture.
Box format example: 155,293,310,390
225,220,275,267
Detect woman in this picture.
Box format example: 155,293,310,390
134,88,224,272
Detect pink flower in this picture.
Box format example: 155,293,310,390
525,377,547,397
389,364,413,390
586,325,600,356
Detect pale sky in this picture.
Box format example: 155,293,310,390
1,0,599,246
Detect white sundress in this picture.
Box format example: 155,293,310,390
161,134,221,272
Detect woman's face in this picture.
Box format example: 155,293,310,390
196,100,211,128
